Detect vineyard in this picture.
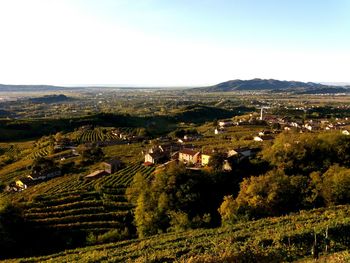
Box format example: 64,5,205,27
10,164,155,244
26,145,52,160
73,128,123,144
5,204,350,263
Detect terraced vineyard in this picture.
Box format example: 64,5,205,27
74,128,120,144
6,205,350,263
30,163,155,196
22,190,131,235
26,145,52,159
14,164,155,241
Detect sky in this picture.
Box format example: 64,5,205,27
0,0,349,86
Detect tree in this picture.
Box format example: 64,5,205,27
174,129,185,138
77,143,104,164
208,152,226,172
333,135,350,167
218,195,238,226
126,172,149,206
0,198,25,258
261,132,344,175
31,157,55,174
220,169,306,221
126,163,216,237
321,165,350,206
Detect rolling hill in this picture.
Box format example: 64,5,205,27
197,78,349,93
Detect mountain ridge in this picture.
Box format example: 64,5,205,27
195,78,349,93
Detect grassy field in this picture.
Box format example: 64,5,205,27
3,204,350,262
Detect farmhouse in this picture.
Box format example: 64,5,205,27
15,177,34,189
219,121,233,127
178,149,201,164
103,159,123,174
28,169,61,181
144,152,167,164
143,143,180,165
228,147,252,158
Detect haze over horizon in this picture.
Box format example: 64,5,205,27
0,0,349,86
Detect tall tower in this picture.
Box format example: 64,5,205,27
260,107,263,120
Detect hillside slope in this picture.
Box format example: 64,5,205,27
4,205,350,262
197,78,349,93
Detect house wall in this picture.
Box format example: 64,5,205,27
179,153,199,164
201,154,211,166
145,154,155,164
15,180,27,189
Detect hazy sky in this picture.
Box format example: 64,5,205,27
0,0,349,86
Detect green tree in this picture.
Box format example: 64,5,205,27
77,143,104,164
127,163,215,237
261,132,344,175
208,152,226,172
218,195,239,226
321,165,350,206
220,169,306,220
31,157,55,174
0,198,25,259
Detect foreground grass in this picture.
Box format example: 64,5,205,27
3,205,350,263
298,251,350,262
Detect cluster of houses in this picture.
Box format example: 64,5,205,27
253,130,275,142
8,159,124,192
8,117,349,192
13,168,62,191
215,115,350,139
110,129,147,144
143,141,258,171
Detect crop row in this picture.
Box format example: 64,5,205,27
75,128,120,144
25,206,107,219
30,211,130,225
15,205,350,263
25,201,132,219
97,165,154,188
26,198,129,212
35,221,123,231
27,146,51,159
29,164,154,198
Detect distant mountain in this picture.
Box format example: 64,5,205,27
196,79,349,93
0,84,69,92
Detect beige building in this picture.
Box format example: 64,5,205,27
178,149,201,164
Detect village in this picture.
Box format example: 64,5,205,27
7,107,350,193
